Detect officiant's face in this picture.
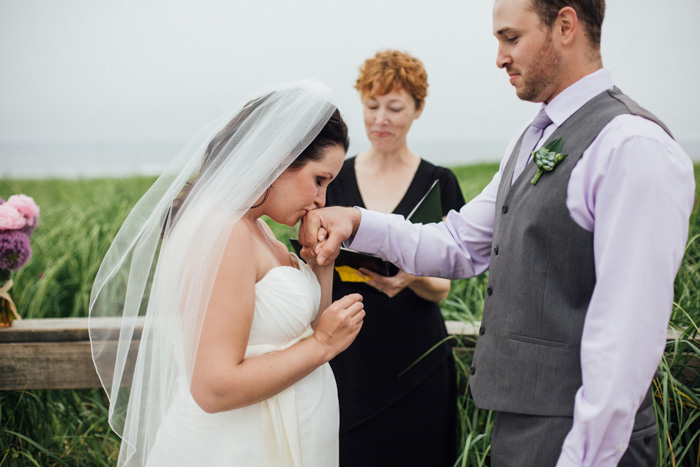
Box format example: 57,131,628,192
493,0,563,103
265,144,346,226
362,89,424,152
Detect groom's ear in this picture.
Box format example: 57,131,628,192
554,6,579,47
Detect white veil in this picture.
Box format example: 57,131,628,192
88,80,338,466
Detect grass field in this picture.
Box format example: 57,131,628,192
0,163,698,466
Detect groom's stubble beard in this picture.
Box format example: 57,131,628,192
511,32,562,103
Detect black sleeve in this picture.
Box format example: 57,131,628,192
437,167,466,215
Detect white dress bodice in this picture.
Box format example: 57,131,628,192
145,260,339,467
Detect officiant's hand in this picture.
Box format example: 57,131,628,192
299,207,361,266
359,268,416,298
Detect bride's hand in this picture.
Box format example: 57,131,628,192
299,228,331,267
312,293,365,360
299,207,360,266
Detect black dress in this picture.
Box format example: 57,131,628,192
326,157,466,467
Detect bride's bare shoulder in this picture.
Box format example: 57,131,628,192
229,217,257,241
220,218,259,272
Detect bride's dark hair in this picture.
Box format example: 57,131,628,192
287,108,349,170
170,95,348,224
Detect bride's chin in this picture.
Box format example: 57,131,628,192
269,215,299,227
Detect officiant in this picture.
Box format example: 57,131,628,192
301,1,695,465
325,50,465,467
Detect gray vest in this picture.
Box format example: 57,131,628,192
469,87,671,416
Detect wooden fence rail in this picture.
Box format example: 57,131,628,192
0,318,141,390
0,318,685,391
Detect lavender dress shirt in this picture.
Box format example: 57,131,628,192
347,68,695,466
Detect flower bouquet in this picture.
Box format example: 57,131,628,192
0,194,40,327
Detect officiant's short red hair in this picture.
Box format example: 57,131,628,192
355,50,428,110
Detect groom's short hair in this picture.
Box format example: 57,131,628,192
529,0,605,49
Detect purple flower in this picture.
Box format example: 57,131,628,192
0,230,32,271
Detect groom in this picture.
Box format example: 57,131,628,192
300,0,695,465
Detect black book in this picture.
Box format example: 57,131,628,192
290,180,442,279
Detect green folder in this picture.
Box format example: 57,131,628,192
406,179,442,224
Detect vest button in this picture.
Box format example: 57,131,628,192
487,286,493,296
494,246,499,255
479,326,485,335
501,205,508,213
470,367,476,375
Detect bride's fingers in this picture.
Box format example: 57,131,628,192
299,246,319,265
316,232,344,266
351,308,365,325
298,212,321,249
334,293,363,309
343,301,365,318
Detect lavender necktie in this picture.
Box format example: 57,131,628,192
511,108,552,185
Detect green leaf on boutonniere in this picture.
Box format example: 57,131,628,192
531,138,567,185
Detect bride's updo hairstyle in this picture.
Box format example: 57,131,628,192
172,94,348,220
354,50,428,110
202,96,347,177
288,109,349,170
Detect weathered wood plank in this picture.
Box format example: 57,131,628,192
0,340,138,390
0,318,693,390
0,318,683,342
445,321,479,346
0,317,143,343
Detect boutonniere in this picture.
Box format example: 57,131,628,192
531,138,567,185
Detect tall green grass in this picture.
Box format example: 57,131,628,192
0,163,698,466
0,177,157,319
0,178,154,465
656,193,700,467
0,389,118,466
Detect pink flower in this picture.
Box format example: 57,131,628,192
0,205,27,230
7,194,40,227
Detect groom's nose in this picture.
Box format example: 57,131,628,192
496,44,511,69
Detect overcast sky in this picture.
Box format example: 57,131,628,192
1,0,698,165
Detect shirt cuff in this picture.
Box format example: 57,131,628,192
556,451,581,467
344,207,389,255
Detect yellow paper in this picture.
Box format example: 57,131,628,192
335,266,369,282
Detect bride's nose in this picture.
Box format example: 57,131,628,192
314,191,326,209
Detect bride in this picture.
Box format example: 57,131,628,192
89,81,365,466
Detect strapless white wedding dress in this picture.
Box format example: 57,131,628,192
145,260,339,466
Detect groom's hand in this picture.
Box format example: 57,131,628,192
299,207,361,266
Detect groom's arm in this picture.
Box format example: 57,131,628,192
556,118,695,466
302,171,502,280
346,201,494,280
